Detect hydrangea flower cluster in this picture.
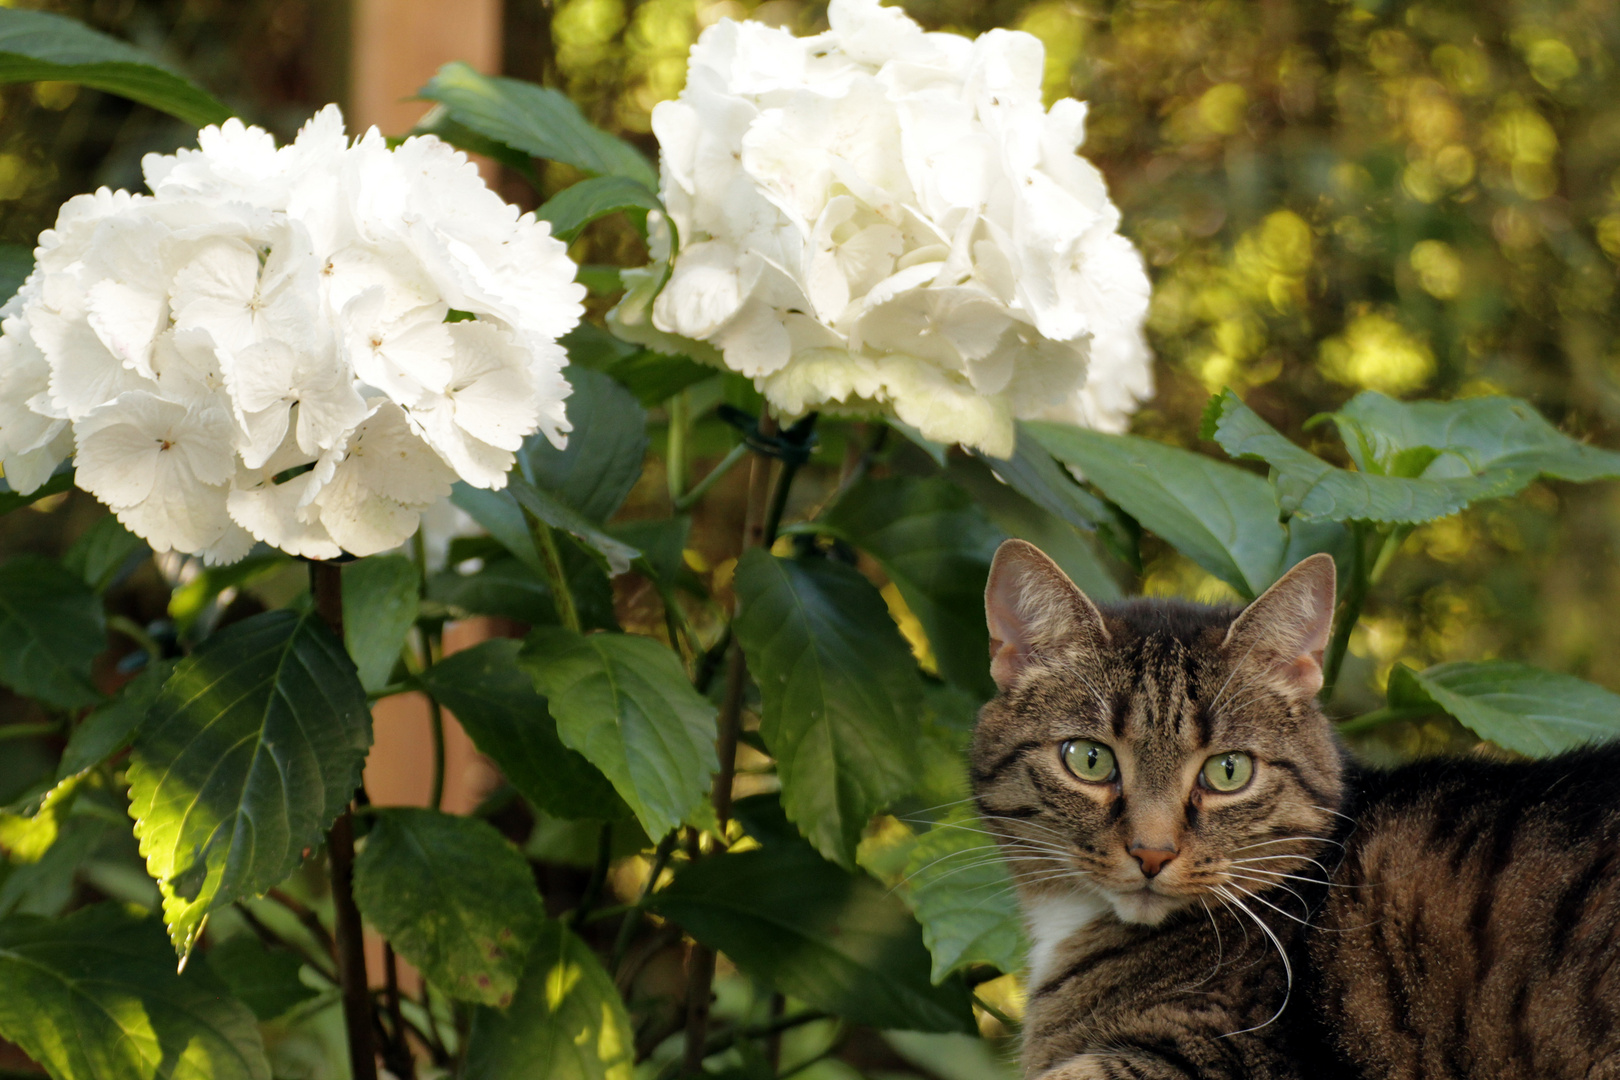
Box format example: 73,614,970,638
623,0,1153,458
0,106,583,562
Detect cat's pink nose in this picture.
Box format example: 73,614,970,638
1129,843,1178,878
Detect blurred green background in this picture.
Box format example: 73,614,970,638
5,0,1620,735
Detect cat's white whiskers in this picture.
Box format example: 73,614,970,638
1233,835,1345,853
1212,885,1293,1036
1222,871,1309,912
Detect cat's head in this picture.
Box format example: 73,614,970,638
971,539,1346,927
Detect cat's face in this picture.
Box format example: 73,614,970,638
971,541,1346,928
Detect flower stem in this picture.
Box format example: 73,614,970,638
667,389,690,504
427,692,446,813
309,559,378,1080
1320,523,1372,705
525,510,582,633
674,441,748,512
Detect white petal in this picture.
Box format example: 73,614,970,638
85,279,168,377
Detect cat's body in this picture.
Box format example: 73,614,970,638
972,540,1620,1080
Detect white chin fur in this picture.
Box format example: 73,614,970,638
1109,889,1189,926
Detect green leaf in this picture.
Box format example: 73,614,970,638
1331,391,1620,484
1386,661,1620,757
418,62,657,188
537,176,662,243
342,554,420,693
0,8,231,127
355,807,546,1008
413,103,540,185
1027,420,1285,599
429,555,559,625
1207,390,1527,525
973,424,1120,533
0,465,73,515
900,818,1027,982
649,843,975,1033
507,475,640,576
128,609,372,955
0,242,32,307
519,367,648,523
0,555,106,710
57,660,173,780
62,513,148,592
0,903,270,1080
167,552,291,634
822,477,1004,698
733,551,923,868
417,640,621,819
519,628,717,839
452,484,544,574
463,919,635,1080
204,935,318,1021
0,813,104,918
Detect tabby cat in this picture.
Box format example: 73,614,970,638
971,538,1620,1080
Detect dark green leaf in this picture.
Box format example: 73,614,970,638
900,818,1027,982
355,807,546,1007
413,103,540,185
167,551,292,634
0,904,270,1080
649,843,975,1033
1027,420,1285,599
519,367,648,523
0,465,72,515
417,640,621,819
204,935,318,1021
973,424,1120,533
822,477,1003,698
508,475,640,576
0,813,103,918
0,242,31,307
585,347,716,407
418,61,658,188
429,555,558,624
342,554,420,693
1208,391,1525,525
0,555,105,710
537,176,662,243
128,609,372,955
520,628,716,839
733,551,922,867
57,659,173,780
1386,661,1620,757
452,484,543,573
613,515,691,586
0,8,230,127
62,513,147,592
463,919,635,1080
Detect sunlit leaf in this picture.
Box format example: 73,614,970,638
0,8,230,127
822,477,1004,698
1386,661,1620,757
341,554,420,692
128,609,371,955
204,935,318,1022
355,807,546,1008
0,555,105,710
537,176,662,243
463,919,635,1080
733,550,922,868
0,904,270,1080
900,817,1027,982
0,466,72,515
418,61,657,188
1026,420,1284,599
649,843,975,1033
417,640,621,820
1207,390,1528,524
519,628,716,839
166,552,291,634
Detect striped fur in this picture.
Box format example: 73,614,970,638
972,542,1620,1079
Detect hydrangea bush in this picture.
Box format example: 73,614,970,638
1,6,1619,1080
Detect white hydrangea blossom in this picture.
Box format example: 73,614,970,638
0,106,584,562
616,0,1152,457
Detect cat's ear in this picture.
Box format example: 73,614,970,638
985,539,1110,692
1222,553,1337,699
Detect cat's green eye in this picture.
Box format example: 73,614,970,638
1062,739,1117,784
1201,751,1254,792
